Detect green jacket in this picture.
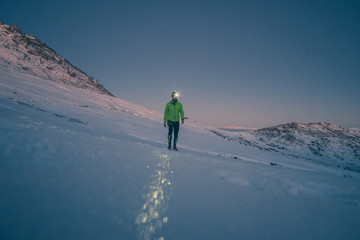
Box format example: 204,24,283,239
164,100,185,123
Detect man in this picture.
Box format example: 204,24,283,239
163,91,185,151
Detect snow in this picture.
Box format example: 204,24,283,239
0,23,111,96
216,122,360,173
1,69,360,240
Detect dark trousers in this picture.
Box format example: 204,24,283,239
168,120,179,146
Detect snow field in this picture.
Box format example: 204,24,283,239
1,69,360,240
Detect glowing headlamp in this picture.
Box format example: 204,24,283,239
172,91,180,99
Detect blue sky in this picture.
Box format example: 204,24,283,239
1,0,360,128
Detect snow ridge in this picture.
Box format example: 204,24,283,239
213,122,360,173
0,22,113,96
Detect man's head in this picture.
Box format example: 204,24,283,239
172,91,180,100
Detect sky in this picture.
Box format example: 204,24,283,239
1,0,360,128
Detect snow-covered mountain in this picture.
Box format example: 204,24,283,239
0,22,112,96
1,22,360,240
2,21,358,173
213,122,360,173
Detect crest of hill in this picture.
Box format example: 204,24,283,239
214,122,360,172
0,22,113,96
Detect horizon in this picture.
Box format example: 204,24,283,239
1,0,360,128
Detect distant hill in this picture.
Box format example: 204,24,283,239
0,22,113,96
212,122,360,173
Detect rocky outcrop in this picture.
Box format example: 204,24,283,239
0,23,113,96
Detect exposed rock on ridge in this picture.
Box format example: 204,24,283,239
212,122,360,173
0,22,113,96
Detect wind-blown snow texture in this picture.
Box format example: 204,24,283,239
1,24,360,240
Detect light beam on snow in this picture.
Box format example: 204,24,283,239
136,151,172,240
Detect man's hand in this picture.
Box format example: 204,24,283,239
181,119,184,124
164,122,167,128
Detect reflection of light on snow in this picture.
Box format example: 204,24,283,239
136,152,172,240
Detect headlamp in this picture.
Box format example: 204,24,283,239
172,91,180,99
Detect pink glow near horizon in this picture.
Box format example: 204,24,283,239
221,125,259,130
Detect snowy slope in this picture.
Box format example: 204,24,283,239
213,122,360,173
0,22,112,96
1,69,360,240
1,22,360,239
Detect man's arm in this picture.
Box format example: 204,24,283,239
180,103,185,124
163,103,168,127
